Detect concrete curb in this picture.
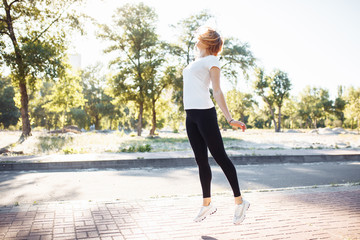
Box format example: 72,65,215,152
1,154,359,171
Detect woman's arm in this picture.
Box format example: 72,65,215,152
210,67,246,131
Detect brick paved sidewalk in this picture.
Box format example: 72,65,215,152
0,185,359,240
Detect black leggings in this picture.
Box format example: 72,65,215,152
186,107,241,198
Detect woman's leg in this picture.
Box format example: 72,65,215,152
196,108,241,198
186,113,212,202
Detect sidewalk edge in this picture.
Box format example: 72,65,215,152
1,154,359,171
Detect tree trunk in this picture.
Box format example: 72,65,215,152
109,119,113,130
95,115,100,130
4,0,31,140
19,81,32,140
273,119,279,132
277,106,282,132
150,100,156,136
240,112,245,123
263,97,278,132
137,102,143,136
269,108,278,132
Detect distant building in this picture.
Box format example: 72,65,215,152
69,54,81,72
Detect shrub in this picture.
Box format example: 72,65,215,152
137,144,152,152
62,147,78,154
37,135,70,153
120,144,152,153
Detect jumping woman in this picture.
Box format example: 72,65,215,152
183,27,250,225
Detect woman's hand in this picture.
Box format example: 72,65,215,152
229,120,246,132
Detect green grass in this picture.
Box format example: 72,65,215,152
117,137,189,152
119,143,152,153
62,146,80,154
37,135,72,153
3,128,357,155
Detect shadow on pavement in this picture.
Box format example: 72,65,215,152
201,236,218,240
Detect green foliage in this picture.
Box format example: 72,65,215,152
270,70,291,107
344,86,360,130
69,108,88,130
333,85,346,123
170,10,213,65
226,90,256,122
62,146,78,154
42,71,85,128
247,106,273,129
0,0,87,137
37,135,71,153
220,38,256,87
281,97,299,129
0,75,20,128
297,86,333,128
98,2,163,136
30,81,59,130
216,90,256,129
254,68,291,131
1,2,356,134
120,144,152,153
81,64,115,130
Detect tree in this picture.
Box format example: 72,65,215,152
297,86,333,128
254,68,291,132
224,89,256,126
0,74,20,128
247,105,272,129
220,38,256,88
344,87,360,131
43,71,85,130
170,10,213,66
81,64,114,130
0,0,85,139
147,64,172,135
98,3,162,136
282,97,299,129
333,85,346,125
30,81,56,130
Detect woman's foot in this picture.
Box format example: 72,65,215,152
233,199,250,225
194,202,217,222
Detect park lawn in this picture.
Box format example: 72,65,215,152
0,129,359,156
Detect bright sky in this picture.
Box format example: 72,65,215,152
70,0,360,99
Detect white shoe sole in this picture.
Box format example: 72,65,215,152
234,201,250,225
194,207,217,222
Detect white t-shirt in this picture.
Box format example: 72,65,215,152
183,55,220,110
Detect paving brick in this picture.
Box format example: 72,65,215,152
0,185,359,240
76,231,88,239
39,235,53,240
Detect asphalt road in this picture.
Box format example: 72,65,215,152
0,161,359,206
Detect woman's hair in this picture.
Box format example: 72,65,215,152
197,26,224,56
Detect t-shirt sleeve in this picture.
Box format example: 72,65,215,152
207,56,221,70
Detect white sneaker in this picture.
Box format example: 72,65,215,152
233,199,250,225
194,203,217,222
